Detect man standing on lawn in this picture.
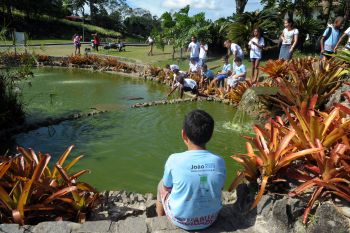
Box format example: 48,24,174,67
187,36,200,63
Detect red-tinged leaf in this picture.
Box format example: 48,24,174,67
278,148,322,170
52,145,74,178
289,179,319,197
0,161,12,178
0,186,14,211
15,179,33,224
43,186,78,204
29,149,39,165
64,155,84,171
250,176,269,210
327,191,350,202
275,130,296,160
69,170,90,181
76,182,98,193
335,103,350,115
304,165,321,174
322,108,340,137
228,172,245,192
303,187,323,224
17,147,34,163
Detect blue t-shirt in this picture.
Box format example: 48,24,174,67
163,150,226,230
323,26,341,52
222,63,231,73
203,70,214,79
233,63,246,76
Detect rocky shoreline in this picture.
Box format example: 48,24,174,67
1,185,349,233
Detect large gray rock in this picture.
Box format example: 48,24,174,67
0,224,28,233
73,220,112,233
307,202,350,233
110,216,148,233
31,221,81,233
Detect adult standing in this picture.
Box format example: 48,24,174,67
146,36,154,56
248,28,265,83
187,36,200,63
224,40,244,64
321,16,344,60
279,18,298,60
73,34,82,55
199,40,208,66
92,33,100,51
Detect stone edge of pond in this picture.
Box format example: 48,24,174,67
1,187,349,233
0,109,108,140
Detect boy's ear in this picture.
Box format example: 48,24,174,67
181,129,188,142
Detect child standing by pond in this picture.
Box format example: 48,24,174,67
73,34,82,55
248,28,264,83
279,18,298,60
156,109,226,231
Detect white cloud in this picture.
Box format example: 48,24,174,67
162,0,218,10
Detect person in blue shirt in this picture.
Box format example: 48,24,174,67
200,64,214,89
156,109,226,231
226,57,246,92
320,16,344,60
210,55,232,90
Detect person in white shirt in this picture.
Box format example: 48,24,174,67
167,68,199,98
279,18,299,60
187,36,200,63
224,40,244,66
226,57,246,92
199,41,208,66
248,28,265,83
146,36,154,56
188,58,200,74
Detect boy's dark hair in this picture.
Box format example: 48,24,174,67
165,64,170,69
183,109,214,146
202,64,208,69
234,57,242,63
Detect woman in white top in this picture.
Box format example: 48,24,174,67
248,28,265,83
279,18,299,60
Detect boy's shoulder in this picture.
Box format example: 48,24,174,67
168,150,224,162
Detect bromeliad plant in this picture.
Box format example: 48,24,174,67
0,145,99,225
260,58,349,108
230,93,350,224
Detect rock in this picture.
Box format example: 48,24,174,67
146,216,182,232
0,224,26,233
72,220,111,233
110,216,148,233
145,199,157,217
337,205,350,218
307,202,350,233
31,221,81,233
272,198,292,232
256,194,273,217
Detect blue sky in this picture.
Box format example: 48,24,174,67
127,0,263,20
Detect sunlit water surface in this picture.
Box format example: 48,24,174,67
13,68,252,193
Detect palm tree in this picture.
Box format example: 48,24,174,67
223,8,279,51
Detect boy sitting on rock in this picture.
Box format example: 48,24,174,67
156,109,226,231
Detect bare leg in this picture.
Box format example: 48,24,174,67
156,201,165,216
255,59,260,83
251,60,255,83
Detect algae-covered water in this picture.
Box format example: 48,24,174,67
13,68,250,193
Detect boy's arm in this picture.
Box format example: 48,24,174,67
335,33,347,51
167,85,178,97
163,158,173,190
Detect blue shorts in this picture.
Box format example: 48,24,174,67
216,74,227,81
190,57,199,63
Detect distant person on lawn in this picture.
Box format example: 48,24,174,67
199,40,208,66
73,34,82,55
146,36,154,56
92,33,100,51
321,16,345,60
187,36,200,63
248,28,264,83
156,109,226,231
279,18,298,60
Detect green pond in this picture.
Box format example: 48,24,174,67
13,68,251,194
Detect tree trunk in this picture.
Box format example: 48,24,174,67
321,0,333,24
89,0,97,24
344,0,350,22
235,0,248,14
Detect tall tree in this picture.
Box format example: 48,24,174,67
236,0,248,14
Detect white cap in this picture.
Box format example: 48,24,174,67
170,64,179,71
